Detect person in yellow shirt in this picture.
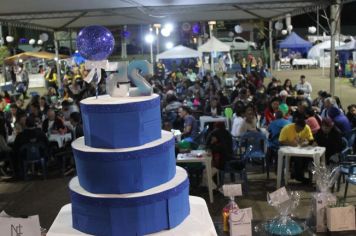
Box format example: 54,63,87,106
279,117,314,183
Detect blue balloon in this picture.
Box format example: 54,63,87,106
76,25,115,61
72,52,86,65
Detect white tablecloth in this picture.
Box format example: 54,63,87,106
47,196,217,236
48,133,72,148
292,59,318,66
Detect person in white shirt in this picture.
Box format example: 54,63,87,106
186,69,197,82
295,75,312,99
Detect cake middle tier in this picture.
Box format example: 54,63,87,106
72,130,176,194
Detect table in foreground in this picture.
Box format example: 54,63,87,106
47,196,217,236
276,146,326,189
177,152,214,203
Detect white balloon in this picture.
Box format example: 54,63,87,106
37,39,43,45
161,27,171,37
287,25,293,31
234,25,243,34
6,36,14,43
40,33,49,42
228,32,234,37
281,30,288,35
29,39,36,45
308,26,317,34
274,21,283,31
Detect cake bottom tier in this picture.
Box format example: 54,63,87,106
69,166,190,236
47,196,217,236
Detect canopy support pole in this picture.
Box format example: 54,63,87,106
330,0,341,96
269,20,273,75
54,32,62,90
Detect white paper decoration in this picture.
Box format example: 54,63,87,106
274,21,283,31
37,39,43,45
281,30,288,35
182,22,191,32
29,39,36,45
6,36,14,43
228,32,234,37
234,25,243,34
308,26,317,34
287,25,293,31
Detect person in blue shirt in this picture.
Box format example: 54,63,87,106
267,111,291,167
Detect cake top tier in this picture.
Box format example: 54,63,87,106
80,93,159,105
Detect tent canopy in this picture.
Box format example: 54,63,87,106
0,1,330,29
336,38,356,51
278,32,312,49
156,45,201,61
198,36,231,53
5,51,69,64
307,40,345,59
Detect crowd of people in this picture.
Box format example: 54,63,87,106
0,58,355,185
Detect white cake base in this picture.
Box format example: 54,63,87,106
47,196,217,236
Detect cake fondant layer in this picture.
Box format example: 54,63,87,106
80,94,161,149
72,131,176,194
70,167,190,236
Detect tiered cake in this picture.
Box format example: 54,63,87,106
70,94,190,236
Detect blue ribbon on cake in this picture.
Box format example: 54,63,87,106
80,95,161,149
70,178,190,236
73,137,176,194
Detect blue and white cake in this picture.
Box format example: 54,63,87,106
70,94,190,236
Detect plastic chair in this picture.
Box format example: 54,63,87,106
335,138,356,192
218,136,248,193
239,131,269,178
19,141,48,180
344,164,356,200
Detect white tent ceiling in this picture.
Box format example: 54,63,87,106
0,0,332,30
156,45,201,60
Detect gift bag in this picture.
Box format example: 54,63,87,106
229,208,253,236
0,211,41,236
327,205,356,232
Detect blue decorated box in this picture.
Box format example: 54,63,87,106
72,131,176,194
70,167,190,236
80,94,161,149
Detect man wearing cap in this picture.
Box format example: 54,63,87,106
314,118,343,165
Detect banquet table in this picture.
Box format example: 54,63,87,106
47,196,217,236
48,133,72,148
276,146,326,188
199,116,228,131
292,59,318,68
177,151,214,203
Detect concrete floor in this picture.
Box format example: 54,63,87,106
1,68,356,235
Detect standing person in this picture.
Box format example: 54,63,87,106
279,116,314,183
16,64,29,99
69,112,84,140
45,66,58,91
295,75,312,100
178,106,198,140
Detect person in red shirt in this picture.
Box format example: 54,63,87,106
264,98,280,126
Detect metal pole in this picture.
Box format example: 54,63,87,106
121,25,127,59
330,0,341,96
317,8,320,36
156,27,160,55
209,24,215,74
269,20,273,74
150,42,153,63
69,28,73,55
54,33,62,90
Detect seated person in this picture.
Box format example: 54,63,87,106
279,116,314,183
236,104,257,136
69,112,84,140
314,118,343,165
13,116,49,179
42,109,67,135
178,106,198,141
328,106,352,134
206,122,233,170
204,97,222,117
